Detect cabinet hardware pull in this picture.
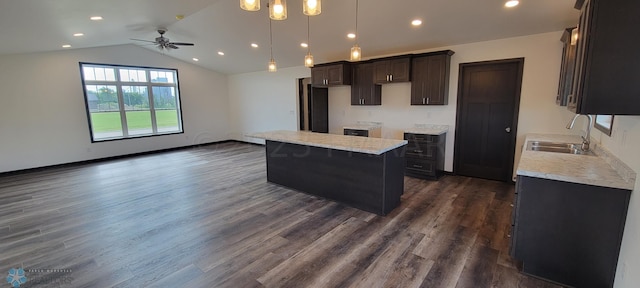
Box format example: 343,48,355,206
390,74,393,82
426,98,430,104
414,150,423,153
510,204,514,207
507,234,512,238
412,165,423,168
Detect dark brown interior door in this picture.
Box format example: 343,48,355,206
310,86,328,133
454,58,523,182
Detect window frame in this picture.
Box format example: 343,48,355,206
79,62,185,143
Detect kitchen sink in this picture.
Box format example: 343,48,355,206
526,141,594,155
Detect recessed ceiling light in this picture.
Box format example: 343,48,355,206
90,16,103,21
251,43,259,48
300,43,308,48
192,58,199,61
218,51,225,56
176,15,185,20
505,0,519,8
62,44,71,48
347,33,356,39
411,19,423,26
73,33,84,37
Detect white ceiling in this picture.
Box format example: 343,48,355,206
0,0,579,75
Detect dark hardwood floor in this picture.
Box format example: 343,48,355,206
0,142,561,288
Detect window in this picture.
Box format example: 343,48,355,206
80,63,183,142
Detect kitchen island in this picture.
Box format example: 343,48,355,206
248,130,407,215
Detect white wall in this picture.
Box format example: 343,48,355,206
328,31,580,172
0,44,229,173
591,117,640,288
228,66,310,143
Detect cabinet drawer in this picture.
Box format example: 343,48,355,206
344,129,368,137
404,133,438,143
406,159,435,174
405,144,437,160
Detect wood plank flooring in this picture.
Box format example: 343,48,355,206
0,142,562,288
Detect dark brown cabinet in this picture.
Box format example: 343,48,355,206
403,133,445,180
556,27,577,106
411,50,454,105
344,128,368,137
511,176,631,288
351,63,381,106
567,0,640,115
311,62,352,87
373,57,411,84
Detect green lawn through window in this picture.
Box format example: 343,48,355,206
90,110,179,132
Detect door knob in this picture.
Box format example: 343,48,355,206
505,127,511,133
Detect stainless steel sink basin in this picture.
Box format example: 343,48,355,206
526,141,594,155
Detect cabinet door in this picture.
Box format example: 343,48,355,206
567,0,591,112
352,63,381,106
424,54,449,105
410,57,428,105
556,28,577,106
373,60,389,84
389,58,411,82
311,67,327,86
326,65,345,85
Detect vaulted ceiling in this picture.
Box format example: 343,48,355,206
0,0,579,74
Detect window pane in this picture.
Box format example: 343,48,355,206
150,70,175,83
91,67,116,82
83,67,96,81
123,86,152,136
85,85,123,139
152,86,180,132
119,69,147,82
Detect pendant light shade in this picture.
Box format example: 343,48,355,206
240,0,260,11
305,53,314,68
269,0,287,20
268,59,277,72
350,44,361,61
303,0,321,16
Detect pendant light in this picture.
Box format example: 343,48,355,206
350,0,362,61
269,0,287,20
268,18,277,72
303,0,321,16
240,0,260,11
304,16,314,67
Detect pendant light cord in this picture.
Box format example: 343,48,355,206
269,18,274,59
307,16,311,53
355,0,359,42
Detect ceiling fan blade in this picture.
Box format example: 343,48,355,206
167,44,180,49
169,42,194,46
130,38,157,43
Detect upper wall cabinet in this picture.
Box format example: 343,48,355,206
411,50,454,106
556,27,577,106
311,62,352,87
373,57,411,84
351,63,382,106
567,0,640,115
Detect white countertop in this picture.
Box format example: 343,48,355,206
404,124,449,135
517,134,635,190
343,124,382,131
247,130,407,155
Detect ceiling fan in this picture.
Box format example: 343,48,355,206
131,29,194,50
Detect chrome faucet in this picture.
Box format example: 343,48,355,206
566,114,592,151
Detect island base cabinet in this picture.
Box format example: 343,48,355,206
265,140,405,215
512,176,631,288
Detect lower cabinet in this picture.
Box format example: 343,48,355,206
403,133,445,180
511,176,631,288
344,128,368,137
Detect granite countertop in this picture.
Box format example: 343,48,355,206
517,133,636,190
404,124,449,135
247,130,407,155
343,124,382,131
